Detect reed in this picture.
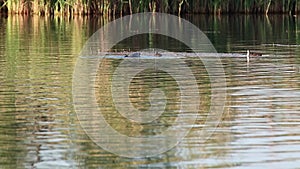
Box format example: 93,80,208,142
1,0,300,16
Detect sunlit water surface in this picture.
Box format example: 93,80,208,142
0,15,300,168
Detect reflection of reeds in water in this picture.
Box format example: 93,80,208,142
0,15,95,167
95,57,212,137
1,0,300,15
95,59,180,137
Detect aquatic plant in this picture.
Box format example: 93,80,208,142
1,0,300,15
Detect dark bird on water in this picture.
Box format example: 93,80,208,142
247,50,262,62
125,52,141,58
154,51,162,57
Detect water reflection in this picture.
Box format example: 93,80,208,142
0,15,91,168
184,15,300,53
222,49,300,168
0,14,300,168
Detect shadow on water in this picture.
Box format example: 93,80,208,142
0,14,300,168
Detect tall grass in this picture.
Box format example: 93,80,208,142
1,0,300,15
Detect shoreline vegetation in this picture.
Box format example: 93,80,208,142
0,0,299,16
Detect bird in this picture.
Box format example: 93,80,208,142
154,51,162,57
247,50,250,63
124,52,140,58
246,50,262,62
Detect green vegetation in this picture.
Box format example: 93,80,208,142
0,0,299,15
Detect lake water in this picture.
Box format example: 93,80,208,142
0,14,300,168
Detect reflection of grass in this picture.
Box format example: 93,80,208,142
129,68,181,135
129,68,179,111
1,15,93,168
184,58,211,128
95,59,180,137
95,57,212,137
